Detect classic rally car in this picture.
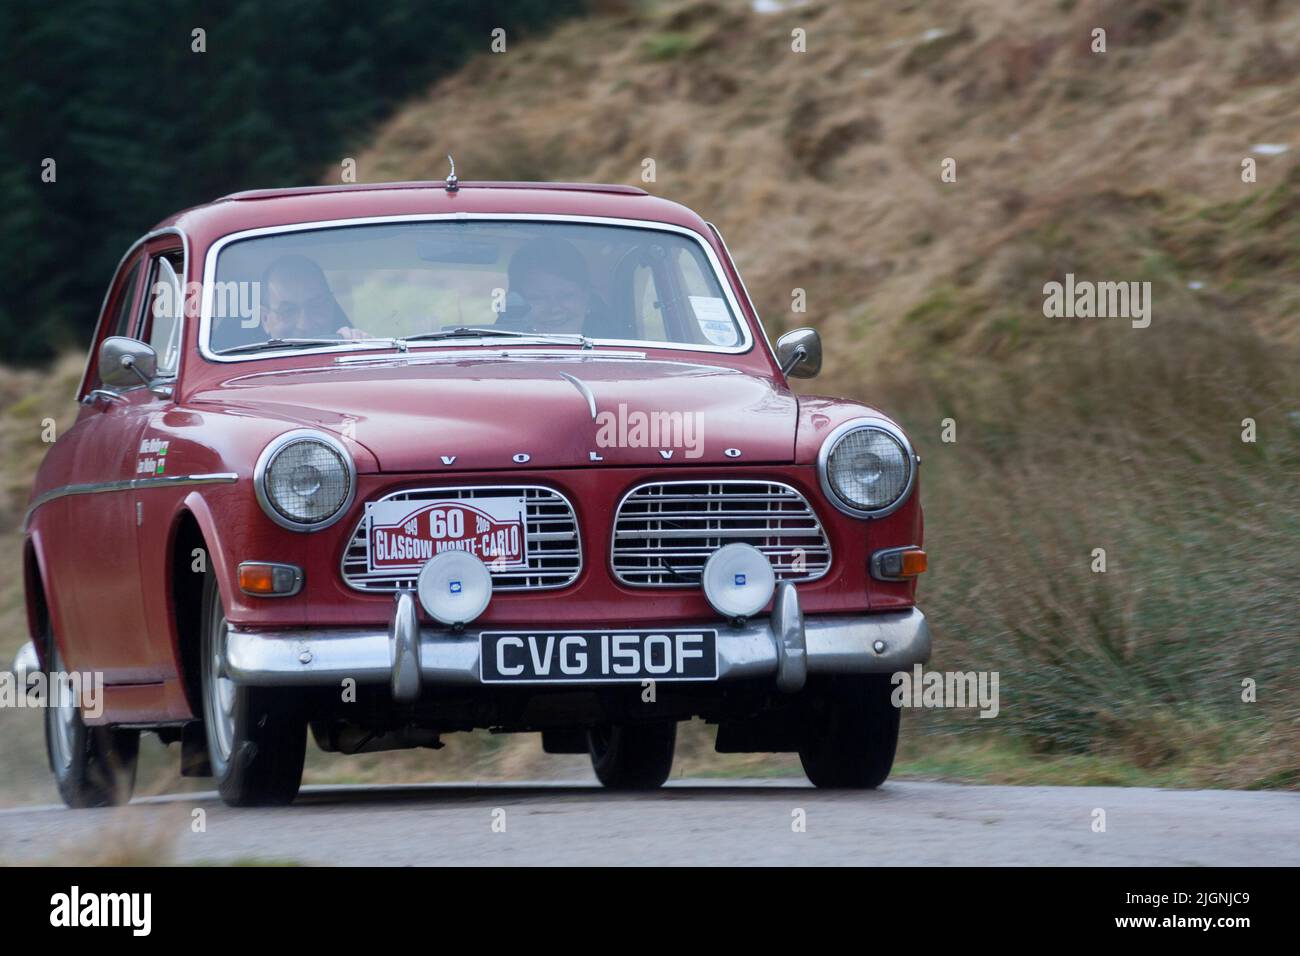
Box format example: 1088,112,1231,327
18,175,929,806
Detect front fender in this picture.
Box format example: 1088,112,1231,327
177,489,241,620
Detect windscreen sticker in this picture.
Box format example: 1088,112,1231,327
366,496,528,572
689,296,739,347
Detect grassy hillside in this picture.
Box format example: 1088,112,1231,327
2,0,1295,801
350,0,1300,786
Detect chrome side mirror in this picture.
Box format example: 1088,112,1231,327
99,336,158,390
775,328,822,379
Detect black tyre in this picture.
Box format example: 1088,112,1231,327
588,721,676,790
798,675,901,789
199,571,306,807
44,631,139,808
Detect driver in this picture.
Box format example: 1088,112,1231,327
501,238,594,335
256,254,367,340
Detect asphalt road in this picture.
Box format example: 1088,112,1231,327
1,780,1296,866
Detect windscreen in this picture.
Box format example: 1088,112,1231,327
205,220,748,355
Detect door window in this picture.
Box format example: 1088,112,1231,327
142,251,184,376
80,254,145,396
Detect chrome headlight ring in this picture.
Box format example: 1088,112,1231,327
253,428,356,532
816,416,918,519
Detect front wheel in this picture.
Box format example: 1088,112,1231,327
798,675,901,789
44,633,139,808
200,571,306,807
588,721,676,790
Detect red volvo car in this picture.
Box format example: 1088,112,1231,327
19,178,930,806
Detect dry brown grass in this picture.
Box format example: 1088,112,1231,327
355,0,1298,351
1,805,183,866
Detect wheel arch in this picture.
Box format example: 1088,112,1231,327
22,536,52,668
167,495,236,713
22,531,74,669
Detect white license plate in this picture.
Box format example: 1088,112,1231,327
479,630,719,684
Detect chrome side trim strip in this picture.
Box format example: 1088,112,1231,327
23,472,238,531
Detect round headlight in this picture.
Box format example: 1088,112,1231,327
818,418,916,518
255,429,355,531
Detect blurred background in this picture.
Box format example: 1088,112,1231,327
1,0,1296,807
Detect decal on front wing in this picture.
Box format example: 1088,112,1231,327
365,496,528,573
136,437,170,475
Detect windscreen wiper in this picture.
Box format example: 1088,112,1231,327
399,327,592,348
217,337,396,356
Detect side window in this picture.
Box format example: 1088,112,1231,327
632,264,665,340
141,251,184,376
108,260,144,339
81,255,145,396
675,247,712,297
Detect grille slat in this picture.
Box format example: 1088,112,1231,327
340,485,581,592
611,480,832,587
614,527,822,540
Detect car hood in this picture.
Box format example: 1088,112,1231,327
189,354,797,471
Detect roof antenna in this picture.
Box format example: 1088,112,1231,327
445,154,459,193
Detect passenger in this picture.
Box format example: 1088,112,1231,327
502,238,597,335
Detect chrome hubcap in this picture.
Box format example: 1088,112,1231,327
204,596,236,765
47,645,77,773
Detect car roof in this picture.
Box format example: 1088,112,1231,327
156,181,716,246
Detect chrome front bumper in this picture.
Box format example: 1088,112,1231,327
224,582,931,701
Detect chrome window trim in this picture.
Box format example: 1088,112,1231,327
197,213,756,363
253,428,357,532
22,472,238,531
609,478,834,588
77,226,190,401
816,417,918,520
148,253,186,377
339,483,583,593
706,221,773,351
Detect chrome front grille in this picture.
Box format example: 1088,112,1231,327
611,480,832,587
341,485,581,592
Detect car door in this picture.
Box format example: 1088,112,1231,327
131,245,188,677
58,248,158,681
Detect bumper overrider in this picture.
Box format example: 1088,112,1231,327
224,581,931,701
